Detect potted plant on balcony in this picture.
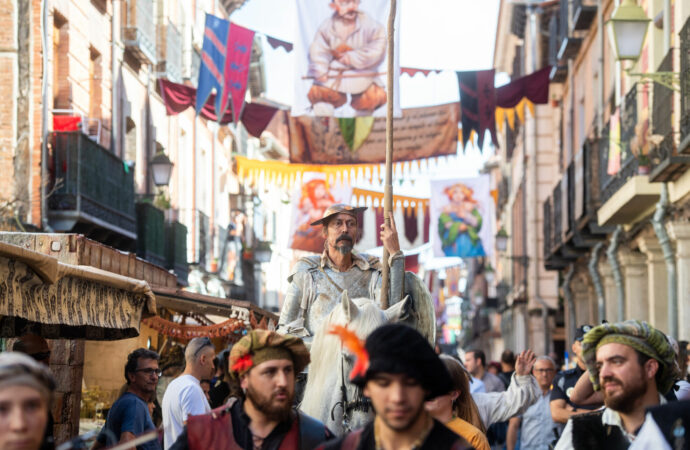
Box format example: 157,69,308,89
630,119,664,175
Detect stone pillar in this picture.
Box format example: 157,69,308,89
571,270,592,327
667,221,690,340
599,261,617,322
636,234,669,332
50,340,85,444
618,248,649,322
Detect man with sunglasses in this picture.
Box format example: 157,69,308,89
94,348,162,450
163,337,216,449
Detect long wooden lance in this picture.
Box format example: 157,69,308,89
380,0,397,309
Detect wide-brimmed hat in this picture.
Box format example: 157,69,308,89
351,323,452,399
310,203,367,226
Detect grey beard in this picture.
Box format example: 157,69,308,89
337,243,353,255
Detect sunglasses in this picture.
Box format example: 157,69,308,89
194,337,213,357
135,368,162,377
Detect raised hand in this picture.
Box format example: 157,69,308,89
515,349,536,376
380,212,401,254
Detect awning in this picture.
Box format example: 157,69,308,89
0,242,156,340
151,286,278,324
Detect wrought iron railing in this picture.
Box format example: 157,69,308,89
543,198,552,260
553,180,563,247
166,220,188,284
136,202,166,267
157,20,182,82
196,210,210,267
123,0,156,64
600,87,639,204
648,50,688,181
559,0,568,44
548,14,560,67
566,162,575,234
681,16,690,144
49,132,136,234
572,0,597,30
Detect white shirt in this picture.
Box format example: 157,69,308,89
162,374,211,449
554,395,667,449
628,412,672,450
472,373,541,428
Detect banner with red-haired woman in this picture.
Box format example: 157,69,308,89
430,176,494,258
289,174,352,253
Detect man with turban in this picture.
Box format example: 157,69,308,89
554,320,681,449
319,323,474,449
170,330,332,450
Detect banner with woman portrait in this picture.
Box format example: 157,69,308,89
288,174,352,253
293,0,401,117
430,176,494,258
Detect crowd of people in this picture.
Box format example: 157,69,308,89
1,318,689,450
2,205,689,449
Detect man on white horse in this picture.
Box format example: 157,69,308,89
279,203,406,343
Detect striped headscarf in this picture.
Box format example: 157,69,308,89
581,320,680,394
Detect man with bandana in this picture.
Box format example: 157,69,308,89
169,330,332,450
278,204,406,345
554,320,681,449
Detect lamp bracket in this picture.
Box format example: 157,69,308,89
626,71,680,92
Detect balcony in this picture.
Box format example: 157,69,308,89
165,220,188,285
598,86,662,225
679,16,690,152
548,14,567,82
123,0,156,65
48,132,136,247
572,0,597,31
556,0,582,61
156,20,182,83
649,50,690,181
136,202,166,267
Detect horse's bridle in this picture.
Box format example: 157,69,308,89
330,346,371,432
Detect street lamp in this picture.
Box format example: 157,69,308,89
495,227,509,253
150,152,174,187
606,0,651,62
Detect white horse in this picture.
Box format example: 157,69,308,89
300,291,408,436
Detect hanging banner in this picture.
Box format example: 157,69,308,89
288,174,352,254
290,102,459,164
457,69,497,150
222,23,255,123
429,176,495,258
293,0,401,117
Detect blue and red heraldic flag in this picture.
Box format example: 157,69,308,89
196,14,255,122
457,69,498,151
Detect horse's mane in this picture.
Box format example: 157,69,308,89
303,297,387,408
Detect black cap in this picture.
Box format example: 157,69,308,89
352,323,452,399
574,324,593,342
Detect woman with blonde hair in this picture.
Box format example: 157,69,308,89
425,354,489,450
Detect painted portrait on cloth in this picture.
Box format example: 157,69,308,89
293,0,401,117
289,174,353,253
430,176,494,258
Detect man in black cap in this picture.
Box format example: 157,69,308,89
278,204,406,344
318,323,474,449
550,325,602,434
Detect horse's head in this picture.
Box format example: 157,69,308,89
301,291,409,436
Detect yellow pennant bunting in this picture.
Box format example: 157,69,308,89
495,97,535,132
